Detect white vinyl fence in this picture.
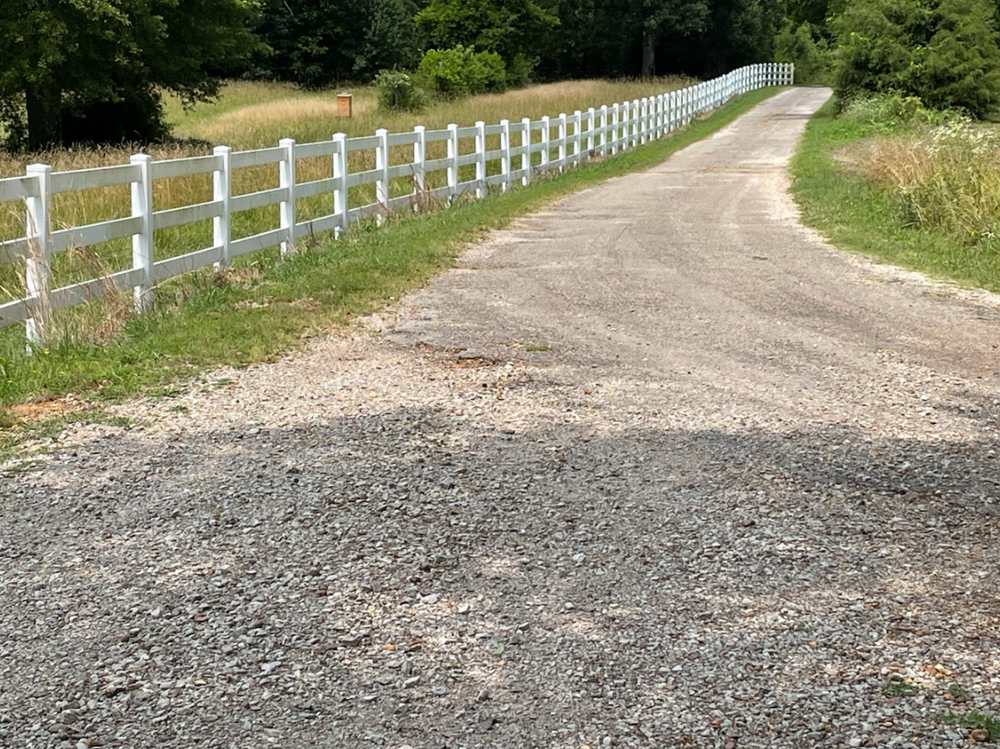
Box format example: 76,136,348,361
0,63,793,343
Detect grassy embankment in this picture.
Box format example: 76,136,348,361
792,96,1000,293
0,82,782,455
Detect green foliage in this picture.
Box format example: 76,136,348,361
791,98,1000,298
416,45,508,98
0,0,262,150
833,0,1000,119
942,710,1000,741
922,0,1000,118
375,70,427,111
0,87,781,425
251,0,419,88
839,92,950,133
775,21,833,84
415,0,557,79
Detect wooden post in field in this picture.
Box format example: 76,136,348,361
279,138,296,256
213,146,231,272
129,155,153,314
24,163,51,347
333,133,348,237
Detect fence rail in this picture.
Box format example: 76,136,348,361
0,63,793,342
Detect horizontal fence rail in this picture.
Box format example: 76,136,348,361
0,63,793,343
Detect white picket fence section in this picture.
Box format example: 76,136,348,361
0,63,793,342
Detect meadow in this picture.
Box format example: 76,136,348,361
0,83,781,438
0,77,692,317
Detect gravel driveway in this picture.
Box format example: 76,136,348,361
3,87,1000,749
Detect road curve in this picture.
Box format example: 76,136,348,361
3,87,1000,749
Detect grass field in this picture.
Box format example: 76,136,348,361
791,98,1000,294
0,77,694,316
0,85,783,453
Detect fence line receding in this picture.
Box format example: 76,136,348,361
0,63,794,343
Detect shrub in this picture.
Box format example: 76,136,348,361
375,70,427,112
774,21,833,85
415,45,507,98
833,0,1000,119
840,93,950,134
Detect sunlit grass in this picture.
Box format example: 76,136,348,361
0,87,782,431
0,77,693,305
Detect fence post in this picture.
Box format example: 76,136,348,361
213,146,231,273
128,155,154,314
611,104,619,155
279,138,296,255
447,123,459,203
521,117,532,187
600,105,609,156
500,119,511,193
540,116,550,174
572,110,582,165
632,99,640,147
622,101,629,148
475,120,487,199
333,133,349,237
556,114,566,172
24,163,51,347
587,108,596,156
375,128,390,223
413,125,426,211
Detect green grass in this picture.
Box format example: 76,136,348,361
791,99,1000,293
883,676,922,697
942,710,1000,741
0,86,783,454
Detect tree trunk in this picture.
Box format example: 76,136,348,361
25,87,62,151
642,30,656,78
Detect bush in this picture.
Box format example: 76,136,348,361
840,93,952,134
375,70,427,112
415,45,507,98
833,0,1000,119
774,21,833,84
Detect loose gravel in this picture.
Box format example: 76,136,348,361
2,87,1000,749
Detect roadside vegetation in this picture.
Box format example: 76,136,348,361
793,94,1000,295
0,86,782,452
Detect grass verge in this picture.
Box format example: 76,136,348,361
791,98,1000,293
0,86,783,460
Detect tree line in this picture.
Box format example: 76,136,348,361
2,0,1000,152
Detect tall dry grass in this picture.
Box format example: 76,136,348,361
854,120,1000,244
0,77,692,306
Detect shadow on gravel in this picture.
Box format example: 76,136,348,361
2,407,1000,748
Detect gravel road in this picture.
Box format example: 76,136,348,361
3,87,1000,749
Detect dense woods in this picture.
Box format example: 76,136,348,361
2,0,1000,150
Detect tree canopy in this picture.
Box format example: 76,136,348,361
0,0,261,150
833,0,1000,117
